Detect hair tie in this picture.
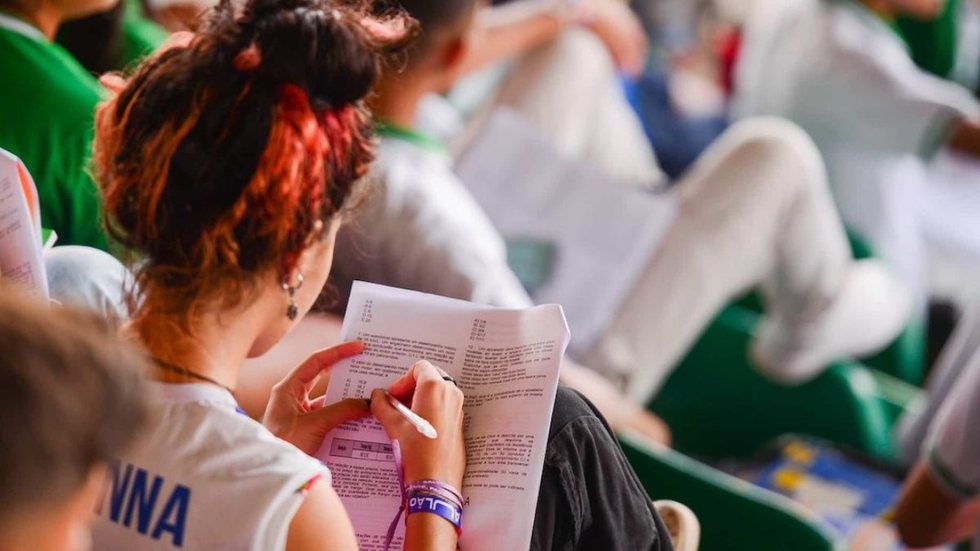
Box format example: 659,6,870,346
233,44,261,72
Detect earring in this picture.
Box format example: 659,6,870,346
281,272,305,321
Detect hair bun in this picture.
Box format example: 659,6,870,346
240,0,387,109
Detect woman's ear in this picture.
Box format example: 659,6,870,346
294,219,340,279
441,34,471,74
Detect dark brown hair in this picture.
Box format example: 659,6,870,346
0,291,147,524
94,0,410,327
373,0,474,57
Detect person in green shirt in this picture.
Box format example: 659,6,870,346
0,0,124,250
56,0,167,74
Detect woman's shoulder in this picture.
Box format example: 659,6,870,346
136,387,326,483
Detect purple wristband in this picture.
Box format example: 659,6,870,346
407,493,463,534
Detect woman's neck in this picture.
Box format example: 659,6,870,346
1,4,63,40
131,304,268,393
369,73,430,129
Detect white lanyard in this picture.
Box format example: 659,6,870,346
0,12,45,42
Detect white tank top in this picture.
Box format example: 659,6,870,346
91,383,328,550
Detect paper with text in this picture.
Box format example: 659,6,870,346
455,108,678,352
0,148,47,300
315,282,570,550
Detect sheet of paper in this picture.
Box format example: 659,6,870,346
0,148,48,300
920,150,980,261
454,108,678,352
315,282,570,551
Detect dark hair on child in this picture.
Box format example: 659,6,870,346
373,0,475,55
94,0,411,326
0,291,147,524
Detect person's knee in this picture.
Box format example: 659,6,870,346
521,27,616,84
549,386,611,439
726,117,826,177
45,246,132,323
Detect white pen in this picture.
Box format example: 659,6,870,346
385,391,438,439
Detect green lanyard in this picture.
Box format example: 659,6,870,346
375,120,447,153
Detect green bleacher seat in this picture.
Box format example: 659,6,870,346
620,431,842,551
648,307,911,464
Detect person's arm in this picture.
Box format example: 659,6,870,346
459,0,647,77
458,3,568,75
372,361,467,551
894,360,980,548
287,484,360,551
894,461,980,547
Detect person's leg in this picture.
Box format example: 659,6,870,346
532,386,672,551
492,28,665,190
44,246,132,325
585,118,911,402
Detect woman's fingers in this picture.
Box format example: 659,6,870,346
388,360,445,400
309,397,371,429
279,341,364,394
370,388,416,442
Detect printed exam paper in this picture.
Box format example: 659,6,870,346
315,282,570,550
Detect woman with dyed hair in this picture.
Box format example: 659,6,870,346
88,0,669,549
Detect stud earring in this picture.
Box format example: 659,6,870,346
281,272,305,321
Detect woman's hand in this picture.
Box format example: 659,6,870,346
371,361,466,488
263,341,371,455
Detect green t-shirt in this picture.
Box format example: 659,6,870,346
120,0,168,69
0,13,108,250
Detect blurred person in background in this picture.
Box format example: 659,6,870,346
0,0,123,249
894,339,980,549
734,0,980,304
0,290,147,551
331,0,915,441
56,0,167,73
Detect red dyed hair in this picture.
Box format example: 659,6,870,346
93,0,411,325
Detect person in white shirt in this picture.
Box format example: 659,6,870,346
734,0,980,297
88,3,468,549
333,0,914,418
894,336,980,549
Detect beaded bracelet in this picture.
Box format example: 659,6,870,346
406,480,464,507
384,441,465,550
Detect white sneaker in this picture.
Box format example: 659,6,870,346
751,260,913,385
655,500,701,551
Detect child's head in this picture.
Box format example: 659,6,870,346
0,291,147,551
378,0,478,89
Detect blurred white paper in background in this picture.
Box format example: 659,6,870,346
455,108,677,352
0,147,48,300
